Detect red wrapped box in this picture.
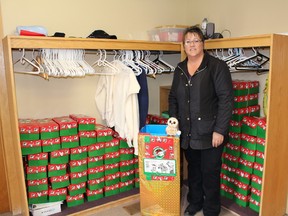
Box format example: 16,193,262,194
49,187,67,202
105,172,120,186
28,153,48,166
52,116,78,136
87,177,105,191
104,163,119,175
119,179,134,193
68,182,86,196
26,166,47,180
27,178,48,192
50,148,70,164
20,139,42,155
50,174,70,189
19,118,39,141
88,155,104,168
42,137,61,152
79,130,97,146
95,124,113,142
70,146,88,160
70,170,87,184
36,118,59,139
61,135,79,149
48,164,67,177
28,190,48,204
86,188,104,202
66,194,84,207
104,151,120,165
69,159,88,173
69,114,96,131
105,138,120,153
104,183,120,197
88,142,105,157
87,166,105,180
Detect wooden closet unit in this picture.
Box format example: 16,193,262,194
1,34,288,216
0,36,182,216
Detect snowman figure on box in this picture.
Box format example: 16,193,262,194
166,117,181,136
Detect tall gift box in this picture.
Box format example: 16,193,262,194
139,124,180,216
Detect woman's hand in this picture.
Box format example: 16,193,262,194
212,132,224,147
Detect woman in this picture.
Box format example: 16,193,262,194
168,26,233,216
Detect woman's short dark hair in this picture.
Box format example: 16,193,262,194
183,26,205,44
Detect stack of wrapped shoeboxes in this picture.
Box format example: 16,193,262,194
19,114,138,214
221,80,267,213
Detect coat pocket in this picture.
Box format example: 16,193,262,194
196,115,216,136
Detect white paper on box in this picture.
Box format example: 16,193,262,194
30,203,61,216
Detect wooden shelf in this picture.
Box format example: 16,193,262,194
5,36,182,51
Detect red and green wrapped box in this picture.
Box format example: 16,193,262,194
240,146,256,162
70,170,87,184
238,158,254,174
104,163,119,175
52,116,78,136
120,148,134,161
61,135,79,149
20,140,42,155
19,118,39,141
69,159,87,173
232,80,250,96
220,184,234,200
27,178,48,192
234,95,249,108
50,174,70,189
149,114,168,124
95,124,113,142
104,183,120,197
120,170,135,182
229,120,242,134
221,163,236,179
256,137,265,153
234,179,250,196
222,153,238,169
48,187,67,202
241,134,257,150
113,133,130,148
253,162,263,177
105,172,120,186
134,177,139,188
105,138,120,153
28,190,48,204
79,130,97,146
225,143,240,158
28,153,48,166
68,182,86,196
87,166,105,180
120,180,134,193
36,118,59,139
66,193,84,207
26,166,47,180
134,168,139,179
50,148,70,164
48,164,67,177
251,187,261,203
104,151,120,165
87,177,105,191
221,173,235,191
248,94,258,106
88,155,104,168
249,80,260,94
42,137,61,153
249,196,260,213
234,191,249,207
241,116,258,136
70,146,88,160
228,132,241,146
120,159,135,172
86,188,104,202
88,142,105,157
251,174,262,191
255,150,265,164
248,105,260,117
257,117,266,139
134,157,139,169
69,114,96,131
232,107,249,122
235,168,251,185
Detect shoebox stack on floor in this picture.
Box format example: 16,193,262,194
19,114,139,215
221,80,266,213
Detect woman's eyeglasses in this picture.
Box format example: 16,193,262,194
184,39,202,46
